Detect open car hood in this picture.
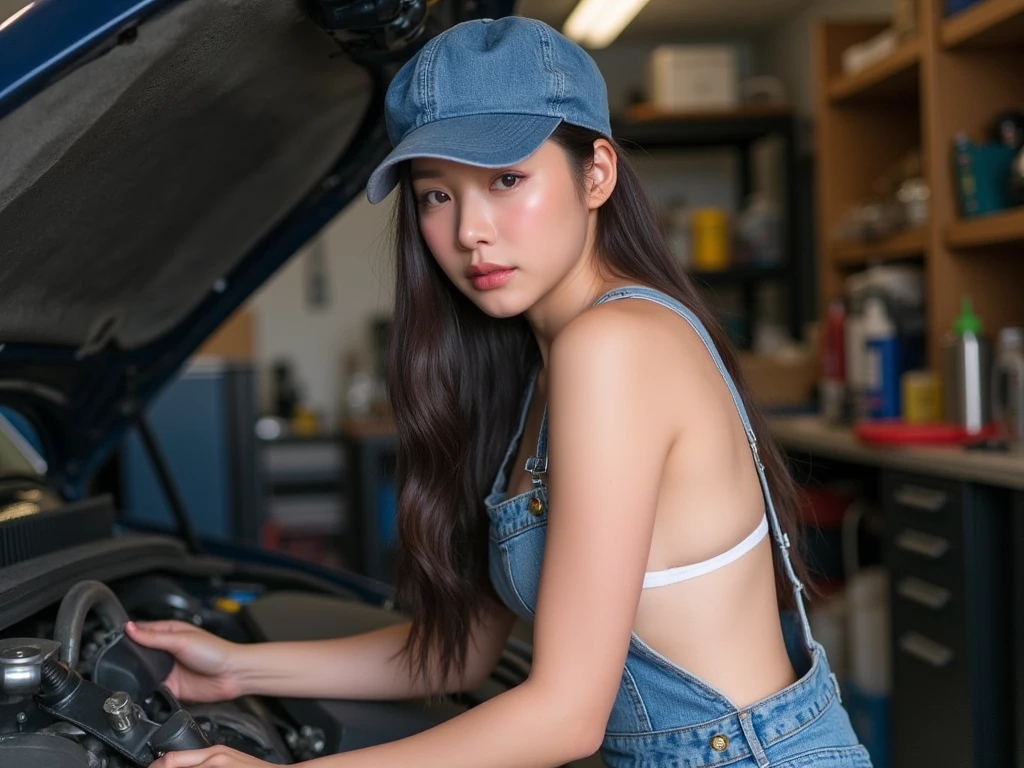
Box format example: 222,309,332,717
0,0,514,493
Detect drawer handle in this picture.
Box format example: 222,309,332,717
899,632,954,668
895,529,949,560
893,485,948,513
896,577,951,610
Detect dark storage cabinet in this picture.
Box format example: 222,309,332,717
883,470,1012,768
1015,490,1024,768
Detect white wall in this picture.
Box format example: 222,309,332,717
250,193,396,424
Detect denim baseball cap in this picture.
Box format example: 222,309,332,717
365,16,612,204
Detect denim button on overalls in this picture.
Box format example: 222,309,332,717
484,286,872,767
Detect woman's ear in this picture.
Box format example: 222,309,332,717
586,139,618,210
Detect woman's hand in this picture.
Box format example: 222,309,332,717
150,745,278,767
124,620,246,703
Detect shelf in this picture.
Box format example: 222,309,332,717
946,205,1024,248
612,104,794,148
832,227,928,266
827,37,921,103
943,0,1024,48
689,265,788,285
624,103,794,122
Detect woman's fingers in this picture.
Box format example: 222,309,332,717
124,620,194,654
151,746,259,767
129,620,195,633
150,747,213,767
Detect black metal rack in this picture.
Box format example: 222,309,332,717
340,426,398,584
611,105,804,347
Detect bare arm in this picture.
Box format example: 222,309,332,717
128,596,516,704
236,601,517,700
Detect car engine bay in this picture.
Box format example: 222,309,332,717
1,577,312,767
0,0,530,762
0,486,526,767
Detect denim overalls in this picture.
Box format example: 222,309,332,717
484,286,872,767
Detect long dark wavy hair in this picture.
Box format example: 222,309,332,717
386,122,807,688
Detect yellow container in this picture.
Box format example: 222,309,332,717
691,208,730,271
901,370,943,423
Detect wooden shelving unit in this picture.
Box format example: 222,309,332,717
832,227,928,266
828,36,921,103
942,0,1024,47
946,205,1024,247
816,1,1024,373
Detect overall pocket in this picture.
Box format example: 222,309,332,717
486,489,549,620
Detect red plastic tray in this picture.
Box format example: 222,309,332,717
854,420,998,446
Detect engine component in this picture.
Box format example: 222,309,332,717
286,723,329,761
188,700,291,762
103,690,138,733
54,578,176,707
0,495,114,568
313,0,405,29
310,0,431,58
55,581,129,668
92,630,175,704
0,733,91,768
0,638,60,695
114,575,206,625
150,709,215,755
36,658,211,765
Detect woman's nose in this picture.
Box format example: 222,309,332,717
456,195,497,250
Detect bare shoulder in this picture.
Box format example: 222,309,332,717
550,295,712,383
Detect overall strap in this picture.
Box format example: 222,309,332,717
489,365,541,498
593,285,814,650
524,406,548,487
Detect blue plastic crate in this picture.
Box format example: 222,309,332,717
945,0,983,15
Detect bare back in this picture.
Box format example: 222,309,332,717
505,296,796,708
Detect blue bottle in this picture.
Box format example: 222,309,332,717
863,296,900,419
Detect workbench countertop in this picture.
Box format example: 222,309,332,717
768,416,1024,491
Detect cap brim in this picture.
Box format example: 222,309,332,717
365,113,563,204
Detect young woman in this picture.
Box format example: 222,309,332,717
135,16,871,768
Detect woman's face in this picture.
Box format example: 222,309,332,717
410,139,593,318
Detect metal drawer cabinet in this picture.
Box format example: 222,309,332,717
888,524,960,593
887,473,962,537
1014,491,1024,768
883,471,1013,768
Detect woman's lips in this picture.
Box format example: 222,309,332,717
469,268,515,290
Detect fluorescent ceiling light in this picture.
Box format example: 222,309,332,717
563,0,652,49
0,3,34,33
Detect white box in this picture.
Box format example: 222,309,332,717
647,45,739,112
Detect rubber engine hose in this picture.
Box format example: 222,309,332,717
55,580,130,668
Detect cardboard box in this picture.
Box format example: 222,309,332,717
738,351,817,409
647,45,739,112
196,306,255,361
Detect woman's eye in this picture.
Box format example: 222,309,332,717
421,190,450,206
492,174,521,190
